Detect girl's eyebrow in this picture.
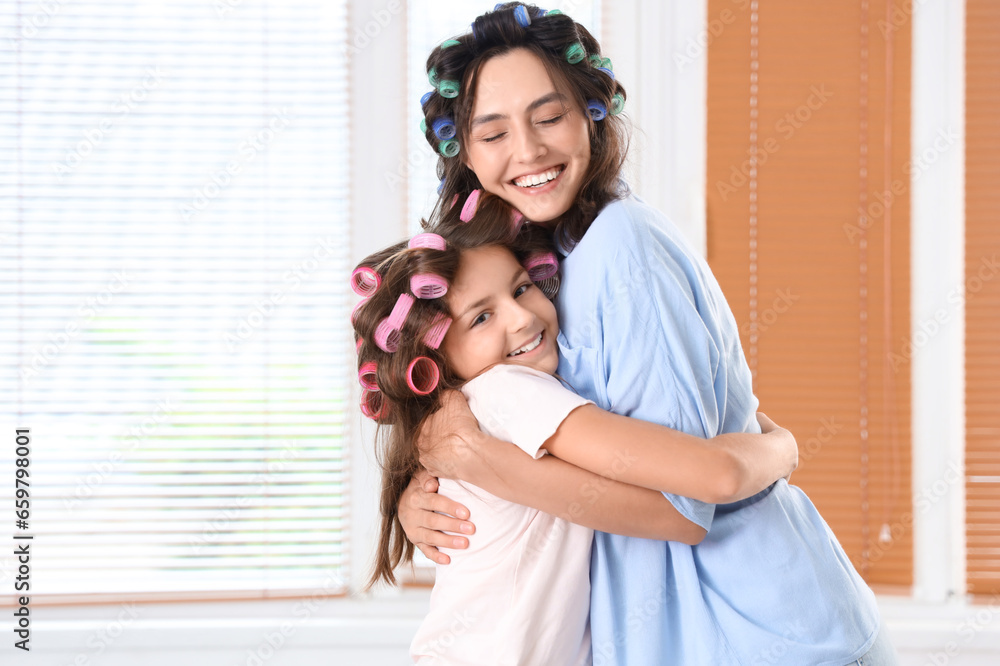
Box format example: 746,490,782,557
470,92,568,128
455,266,526,320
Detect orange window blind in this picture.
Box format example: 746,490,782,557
706,0,912,587
965,0,1000,598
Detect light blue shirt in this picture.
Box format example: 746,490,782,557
555,194,880,666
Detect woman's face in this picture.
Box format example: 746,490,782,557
442,246,560,381
464,48,591,224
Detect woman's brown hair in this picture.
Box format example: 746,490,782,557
353,193,558,588
418,3,630,251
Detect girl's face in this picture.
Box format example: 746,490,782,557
464,48,591,224
442,246,560,381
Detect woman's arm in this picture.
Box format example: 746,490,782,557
543,406,797,503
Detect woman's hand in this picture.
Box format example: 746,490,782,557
416,389,486,481
398,468,475,565
755,412,798,482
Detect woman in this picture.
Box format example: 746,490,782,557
399,4,895,665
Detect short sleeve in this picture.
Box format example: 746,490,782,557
461,365,593,459
558,198,724,531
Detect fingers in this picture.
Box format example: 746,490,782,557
412,524,471,550
416,543,450,566
756,411,778,433
414,468,439,493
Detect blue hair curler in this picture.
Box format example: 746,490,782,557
437,178,446,194
514,5,531,27
420,91,434,108
432,116,456,141
597,66,615,79
587,100,607,122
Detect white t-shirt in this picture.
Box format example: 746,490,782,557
410,364,595,666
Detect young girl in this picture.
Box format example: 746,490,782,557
351,194,797,665
400,3,897,665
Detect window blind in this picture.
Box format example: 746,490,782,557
706,0,913,587
965,0,1000,599
0,0,350,599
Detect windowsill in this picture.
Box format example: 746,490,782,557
26,591,1000,651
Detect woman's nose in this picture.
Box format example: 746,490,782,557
512,126,545,163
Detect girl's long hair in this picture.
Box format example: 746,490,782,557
352,193,558,589
418,2,630,251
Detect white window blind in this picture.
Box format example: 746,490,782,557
0,0,350,598
406,0,603,232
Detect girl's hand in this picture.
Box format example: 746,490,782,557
398,469,475,565
755,412,798,482
416,390,485,480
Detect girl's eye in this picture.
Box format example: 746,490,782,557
472,312,491,326
514,283,532,298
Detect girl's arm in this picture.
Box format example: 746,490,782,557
399,445,705,567
542,406,796,503
419,392,796,506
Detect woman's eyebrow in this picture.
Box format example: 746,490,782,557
470,92,568,128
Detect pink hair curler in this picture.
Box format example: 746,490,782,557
411,273,448,299
374,293,415,353
450,193,459,209
510,209,525,229
358,361,379,391
460,189,482,222
351,266,381,298
407,356,441,395
408,233,447,251
351,297,368,324
422,312,452,350
523,252,559,282
360,388,386,420
356,338,364,353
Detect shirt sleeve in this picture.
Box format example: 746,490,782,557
579,206,722,531
461,365,593,459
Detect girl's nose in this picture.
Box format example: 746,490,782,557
507,300,534,332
